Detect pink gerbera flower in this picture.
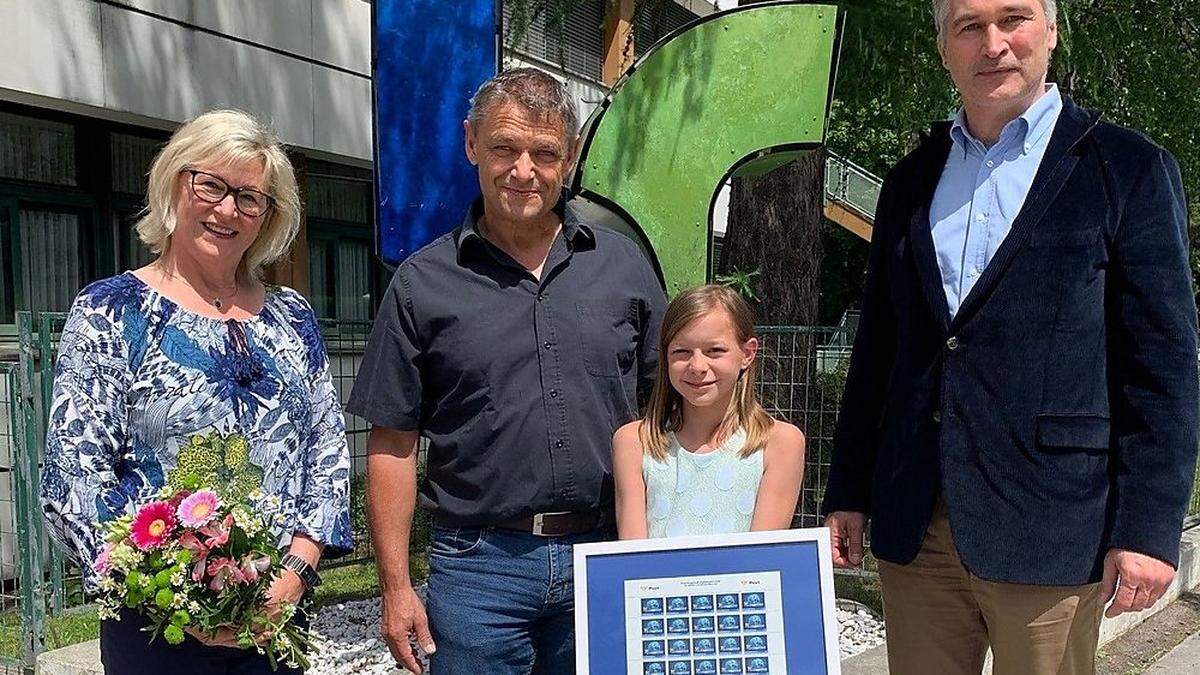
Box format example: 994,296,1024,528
176,490,221,528
130,501,177,550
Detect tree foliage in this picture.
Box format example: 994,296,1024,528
827,0,1200,310
504,0,680,65
503,1,1199,314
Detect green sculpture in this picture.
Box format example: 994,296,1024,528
571,2,842,295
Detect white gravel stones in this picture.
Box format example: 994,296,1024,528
307,593,886,674
835,599,887,659
307,595,427,675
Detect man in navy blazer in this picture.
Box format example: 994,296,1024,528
822,0,1198,672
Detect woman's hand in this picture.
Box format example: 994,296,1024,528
264,568,307,621
255,534,322,642
251,568,307,644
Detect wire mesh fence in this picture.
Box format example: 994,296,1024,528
754,326,850,529
1188,356,1200,528
0,361,32,674
318,318,376,569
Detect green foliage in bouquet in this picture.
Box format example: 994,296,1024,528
95,432,312,670
168,432,264,503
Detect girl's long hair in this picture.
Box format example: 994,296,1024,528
640,285,773,461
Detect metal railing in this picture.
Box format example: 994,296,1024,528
825,151,883,222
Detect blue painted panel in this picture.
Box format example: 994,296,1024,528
372,0,498,264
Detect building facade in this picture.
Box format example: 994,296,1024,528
0,0,708,328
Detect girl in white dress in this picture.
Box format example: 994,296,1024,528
613,284,806,539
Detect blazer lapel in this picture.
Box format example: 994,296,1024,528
909,127,954,335
949,99,1102,331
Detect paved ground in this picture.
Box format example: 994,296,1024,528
1145,631,1200,674
1097,593,1200,675
840,593,1200,675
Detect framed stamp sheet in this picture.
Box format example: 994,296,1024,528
574,528,841,675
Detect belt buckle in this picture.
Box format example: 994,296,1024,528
531,511,570,537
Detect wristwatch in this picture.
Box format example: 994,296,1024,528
280,553,322,591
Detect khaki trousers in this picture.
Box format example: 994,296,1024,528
877,501,1104,675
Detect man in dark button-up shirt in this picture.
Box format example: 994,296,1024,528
347,68,665,674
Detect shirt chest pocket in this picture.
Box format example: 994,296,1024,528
576,299,639,378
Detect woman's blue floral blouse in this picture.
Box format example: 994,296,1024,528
40,272,353,591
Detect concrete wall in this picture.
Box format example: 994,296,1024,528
0,0,373,162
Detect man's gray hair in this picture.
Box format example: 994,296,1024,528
467,67,579,141
932,0,1057,43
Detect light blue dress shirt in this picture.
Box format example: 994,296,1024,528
930,85,1063,318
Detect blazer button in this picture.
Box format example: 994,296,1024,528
946,336,960,351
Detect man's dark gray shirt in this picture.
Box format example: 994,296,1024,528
346,197,667,527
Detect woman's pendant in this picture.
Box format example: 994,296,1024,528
213,298,224,310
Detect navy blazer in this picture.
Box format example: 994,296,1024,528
822,97,1199,585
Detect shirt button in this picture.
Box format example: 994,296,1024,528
544,341,552,350
537,293,545,302
946,336,960,351
555,440,564,449
986,160,995,168
976,213,987,222
932,410,942,423
549,390,559,398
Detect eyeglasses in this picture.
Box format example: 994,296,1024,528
183,169,276,218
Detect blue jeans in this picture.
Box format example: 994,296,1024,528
426,523,614,674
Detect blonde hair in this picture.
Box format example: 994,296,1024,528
135,109,301,281
640,285,773,461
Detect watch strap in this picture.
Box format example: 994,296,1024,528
281,553,321,590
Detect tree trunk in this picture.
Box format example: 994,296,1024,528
720,0,825,327
720,148,825,326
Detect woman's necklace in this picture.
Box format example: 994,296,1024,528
162,268,238,310
209,287,238,310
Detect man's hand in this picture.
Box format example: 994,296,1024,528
1101,548,1175,618
381,584,435,673
825,511,867,568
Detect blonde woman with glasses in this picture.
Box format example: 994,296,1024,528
39,109,352,674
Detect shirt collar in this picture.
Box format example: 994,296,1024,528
454,191,595,261
949,83,1062,159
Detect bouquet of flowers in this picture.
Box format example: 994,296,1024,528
93,432,313,670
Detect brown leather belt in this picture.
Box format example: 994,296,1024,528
497,510,611,537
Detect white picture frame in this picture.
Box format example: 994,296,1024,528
574,527,842,675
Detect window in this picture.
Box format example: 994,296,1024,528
18,206,88,313
634,2,700,58
504,0,605,81
0,112,77,186
0,104,167,324
0,104,385,328
305,166,382,321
